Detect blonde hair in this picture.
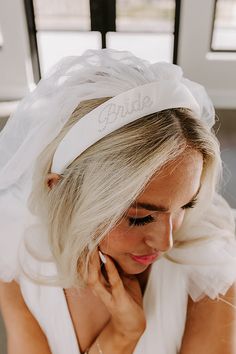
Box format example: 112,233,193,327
26,97,221,288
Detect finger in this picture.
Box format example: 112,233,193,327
87,249,104,285
104,256,125,295
87,251,127,310
87,250,114,307
90,279,112,304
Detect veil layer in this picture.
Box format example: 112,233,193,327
0,49,236,354
0,49,234,289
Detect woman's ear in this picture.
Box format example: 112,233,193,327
46,173,62,189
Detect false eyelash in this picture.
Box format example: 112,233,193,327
182,197,198,209
128,214,155,227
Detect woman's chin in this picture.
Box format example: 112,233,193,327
108,254,150,276
117,261,149,275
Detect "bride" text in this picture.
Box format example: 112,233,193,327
98,93,153,132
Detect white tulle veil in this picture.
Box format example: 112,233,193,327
0,48,235,301
1,48,236,354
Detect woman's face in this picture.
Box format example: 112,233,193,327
99,149,203,275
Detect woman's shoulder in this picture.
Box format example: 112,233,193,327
0,279,53,353
180,282,236,354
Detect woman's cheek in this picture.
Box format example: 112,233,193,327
173,210,185,232
99,227,143,254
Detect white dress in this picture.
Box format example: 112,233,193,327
16,255,188,354
1,187,236,354
0,48,235,353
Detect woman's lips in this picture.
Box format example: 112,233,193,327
130,252,160,265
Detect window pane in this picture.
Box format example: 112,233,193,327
116,0,175,32
212,0,236,50
107,32,173,63
114,0,175,62
37,31,101,76
33,0,102,74
33,0,90,31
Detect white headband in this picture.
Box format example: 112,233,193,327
51,79,200,174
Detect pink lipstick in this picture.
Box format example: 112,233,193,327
130,252,160,265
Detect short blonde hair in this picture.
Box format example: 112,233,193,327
27,97,221,288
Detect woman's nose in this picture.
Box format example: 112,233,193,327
145,213,173,252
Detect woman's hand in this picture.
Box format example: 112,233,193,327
87,249,146,341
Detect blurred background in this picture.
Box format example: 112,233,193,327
0,0,236,352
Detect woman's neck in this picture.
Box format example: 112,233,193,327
136,265,152,295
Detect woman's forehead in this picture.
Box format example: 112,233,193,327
133,150,203,209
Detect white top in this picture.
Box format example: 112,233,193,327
1,188,236,354
17,255,188,354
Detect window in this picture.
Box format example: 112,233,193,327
108,0,175,63
27,0,178,76
32,0,101,75
211,0,236,51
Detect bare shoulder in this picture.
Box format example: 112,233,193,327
0,279,40,333
180,282,236,354
0,280,52,354
0,279,29,317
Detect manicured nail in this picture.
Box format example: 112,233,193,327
98,250,107,264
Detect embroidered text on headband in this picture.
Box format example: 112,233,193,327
51,79,201,175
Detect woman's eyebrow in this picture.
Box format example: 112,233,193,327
130,202,169,212
130,185,201,212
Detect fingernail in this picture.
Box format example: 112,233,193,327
98,250,107,264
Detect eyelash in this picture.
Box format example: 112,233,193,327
182,197,198,209
128,197,198,227
128,215,155,227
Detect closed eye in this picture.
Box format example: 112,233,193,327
182,197,198,209
128,214,155,227
127,196,198,227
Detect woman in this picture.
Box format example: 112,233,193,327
0,49,236,354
